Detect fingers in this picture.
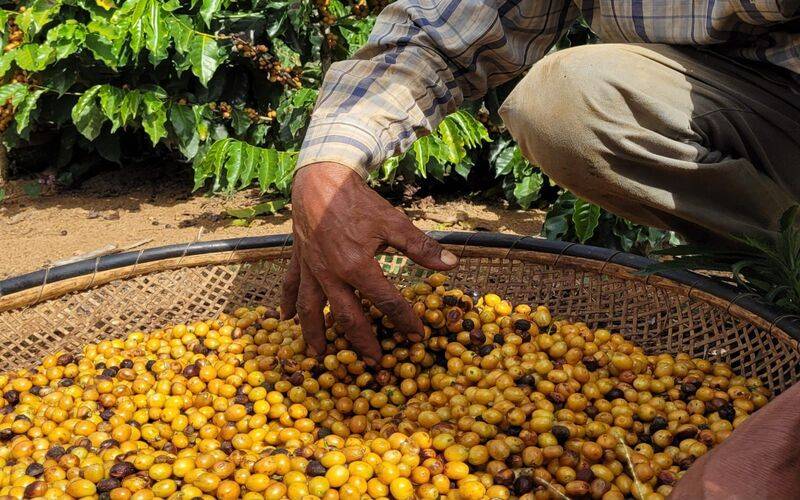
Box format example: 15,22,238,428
280,247,301,321
385,215,459,271
348,260,424,338
295,261,327,358
321,279,382,366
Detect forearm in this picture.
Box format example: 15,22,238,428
297,0,579,177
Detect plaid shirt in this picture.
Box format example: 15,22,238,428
297,0,800,178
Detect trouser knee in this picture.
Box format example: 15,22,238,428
499,43,800,242
499,44,632,193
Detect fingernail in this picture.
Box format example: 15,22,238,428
307,345,320,357
408,332,422,342
365,357,377,368
441,249,458,266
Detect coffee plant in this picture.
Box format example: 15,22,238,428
0,0,356,196
0,0,580,199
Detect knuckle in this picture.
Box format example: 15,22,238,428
295,298,318,317
281,275,299,294
306,260,327,276
302,327,324,343
371,296,408,320
332,307,359,329
393,216,416,236
412,233,440,257
339,260,363,278
344,328,373,347
332,314,355,330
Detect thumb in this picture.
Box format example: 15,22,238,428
385,214,458,271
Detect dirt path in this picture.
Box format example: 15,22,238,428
0,165,545,279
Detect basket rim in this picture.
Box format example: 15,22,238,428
1,231,798,340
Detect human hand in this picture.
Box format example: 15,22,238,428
281,162,459,365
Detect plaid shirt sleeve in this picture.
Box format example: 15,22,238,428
296,0,580,178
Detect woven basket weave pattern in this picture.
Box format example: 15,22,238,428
0,247,798,393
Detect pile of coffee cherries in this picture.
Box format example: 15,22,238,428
0,273,770,499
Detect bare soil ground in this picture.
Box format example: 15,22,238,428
0,164,545,279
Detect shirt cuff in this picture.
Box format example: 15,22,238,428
295,117,385,180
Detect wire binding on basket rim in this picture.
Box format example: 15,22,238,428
122,249,146,283
769,314,800,335
725,292,763,316
502,235,533,260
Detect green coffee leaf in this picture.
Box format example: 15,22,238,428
15,89,45,137
39,64,77,96
256,147,277,193
286,0,313,37
445,109,490,148
542,213,570,240
437,119,466,165
200,0,224,28
0,51,15,79
94,132,121,163
17,0,62,36
46,21,87,60
162,0,182,11
141,91,167,144
85,20,128,68
236,143,298,195
226,199,287,219
238,140,258,189
327,0,348,17
263,2,288,37
14,44,56,71
779,205,799,233
272,38,300,68
224,140,243,191
193,104,211,141
169,103,199,158
98,85,125,132
167,15,194,55
119,0,148,54
490,138,515,176
512,170,543,209
230,108,251,136
193,137,233,191
120,89,142,126
188,35,224,86
71,85,106,140
454,157,473,180
0,83,29,107
338,18,374,57
144,0,170,65
372,156,399,184
411,137,432,179
541,191,576,241
572,198,601,243
0,12,10,35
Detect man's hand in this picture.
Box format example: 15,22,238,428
281,162,459,365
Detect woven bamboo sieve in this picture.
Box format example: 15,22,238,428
1,232,798,394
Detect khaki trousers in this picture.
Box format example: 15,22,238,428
500,44,800,243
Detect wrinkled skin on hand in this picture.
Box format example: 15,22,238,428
281,162,458,365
